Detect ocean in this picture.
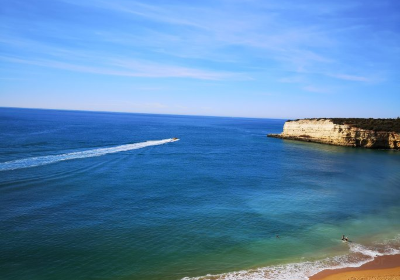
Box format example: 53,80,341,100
0,107,399,280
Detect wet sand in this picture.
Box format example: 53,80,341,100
309,254,400,280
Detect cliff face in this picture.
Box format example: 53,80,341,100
268,119,400,149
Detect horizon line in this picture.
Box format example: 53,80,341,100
0,106,289,121
1,106,397,120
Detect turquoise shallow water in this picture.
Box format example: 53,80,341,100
0,108,399,280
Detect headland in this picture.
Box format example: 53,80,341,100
268,118,400,149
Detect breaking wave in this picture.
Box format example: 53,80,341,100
182,235,400,280
0,138,179,171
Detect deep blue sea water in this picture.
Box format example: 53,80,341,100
0,108,399,280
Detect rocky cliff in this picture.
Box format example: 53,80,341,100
268,119,400,149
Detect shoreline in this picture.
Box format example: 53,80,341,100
183,250,400,280
182,232,400,280
309,254,400,280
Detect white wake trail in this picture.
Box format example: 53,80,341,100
0,138,179,171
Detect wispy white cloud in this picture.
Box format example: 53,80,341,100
141,102,167,109
278,76,304,83
3,0,377,82
58,0,336,68
129,86,166,92
201,106,213,111
303,85,331,94
174,104,189,110
2,0,399,118
61,0,204,28
327,73,371,82
0,55,245,80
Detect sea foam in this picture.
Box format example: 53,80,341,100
0,138,178,171
182,235,400,280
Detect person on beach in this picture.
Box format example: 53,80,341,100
342,235,349,242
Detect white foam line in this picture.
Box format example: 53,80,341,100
182,239,400,280
0,138,179,171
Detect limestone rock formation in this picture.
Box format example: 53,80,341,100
268,119,400,149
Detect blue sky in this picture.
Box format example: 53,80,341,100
1,0,399,118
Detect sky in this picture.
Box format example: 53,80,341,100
1,0,399,119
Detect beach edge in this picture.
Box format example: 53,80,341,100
309,254,400,280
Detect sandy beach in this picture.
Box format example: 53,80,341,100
309,254,400,280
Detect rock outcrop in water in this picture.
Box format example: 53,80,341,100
268,118,400,149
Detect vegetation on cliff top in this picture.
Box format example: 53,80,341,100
288,118,400,133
